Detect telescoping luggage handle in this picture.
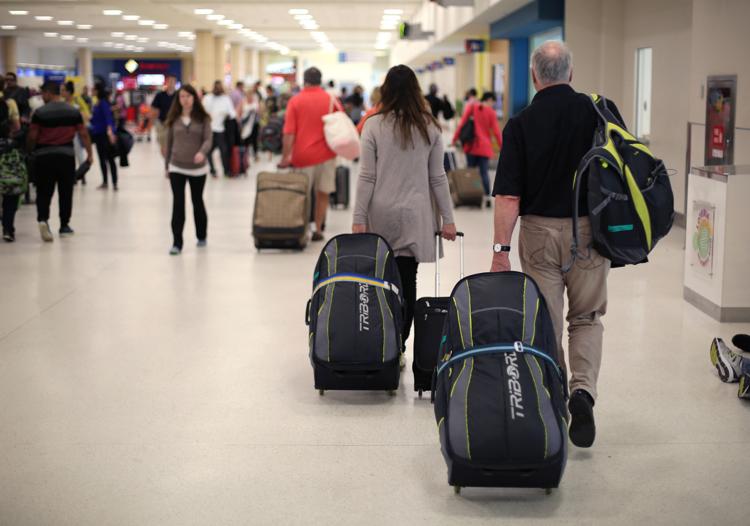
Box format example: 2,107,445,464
434,231,465,296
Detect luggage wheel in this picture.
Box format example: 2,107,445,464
318,389,325,396
545,488,552,496
418,390,423,398
453,486,462,495
387,390,396,397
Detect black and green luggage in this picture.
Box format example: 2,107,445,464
433,271,568,494
306,234,403,394
570,94,674,267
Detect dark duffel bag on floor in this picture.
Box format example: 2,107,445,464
434,272,568,495
252,171,310,250
413,232,464,397
330,165,350,209
306,233,403,394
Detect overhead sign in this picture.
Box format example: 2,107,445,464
124,59,139,74
443,57,456,66
464,39,486,53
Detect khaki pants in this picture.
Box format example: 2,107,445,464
519,215,610,399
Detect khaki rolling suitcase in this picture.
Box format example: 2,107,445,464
252,171,310,250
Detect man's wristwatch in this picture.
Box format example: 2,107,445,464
493,243,511,254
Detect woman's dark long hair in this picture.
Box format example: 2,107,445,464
164,84,210,128
377,65,440,149
93,84,110,105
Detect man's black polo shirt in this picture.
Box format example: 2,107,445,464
493,84,623,217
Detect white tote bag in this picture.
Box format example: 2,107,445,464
322,96,361,161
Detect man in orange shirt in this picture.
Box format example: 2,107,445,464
279,67,342,241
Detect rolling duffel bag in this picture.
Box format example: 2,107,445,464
306,233,403,394
434,271,568,495
413,232,464,397
252,171,310,250
448,168,484,208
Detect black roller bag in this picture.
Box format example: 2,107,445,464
330,165,350,209
306,234,404,393
413,232,464,397
434,272,569,494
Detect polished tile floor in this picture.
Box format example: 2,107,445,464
1,143,748,525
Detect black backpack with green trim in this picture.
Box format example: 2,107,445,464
0,137,28,196
570,94,674,267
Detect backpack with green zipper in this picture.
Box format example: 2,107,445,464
569,94,674,267
0,137,28,196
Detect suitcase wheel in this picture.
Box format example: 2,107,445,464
418,390,423,398
453,486,462,495
387,390,396,397
318,389,325,396
545,488,552,496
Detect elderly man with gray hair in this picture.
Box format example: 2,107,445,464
490,41,625,448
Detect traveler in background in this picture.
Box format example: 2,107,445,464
325,80,338,99
264,85,278,115
1,87,22,241
61,81,91,183
453,91,502,207
240,89,260,163
27,81,93,242
89,84,119,190
356,86,381,134
491,41,625,448
353,65,457,365
4,72,31,123
463,88,478,108
151,74,178,158
230,81,245,113
202,81,236,178
345,85,365,125
278,67,343,242
81,86,93,110
425,83,444,119
164,84,212,256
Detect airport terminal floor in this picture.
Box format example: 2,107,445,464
1,142,749,525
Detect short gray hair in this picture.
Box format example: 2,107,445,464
531,41,572,86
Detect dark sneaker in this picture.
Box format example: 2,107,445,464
568,389,596,448
196,239,207,248
169,246,181,255
38,222,54,242
710,338,742,383
59,225,75,237
739,374,750,400
312,231,324,242
3,230,14,242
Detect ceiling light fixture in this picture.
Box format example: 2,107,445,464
289,9,309,15
178,31,193,37
218,19,234,26
44,32,58,37
384,9,403,15
137,37,148,43
103,10,123,16
206,14,224,21
103,42,114,47
123,15,140,21
138,20,155,26
60,35,75,40
57,20,74,26
35,16,53,21
230,24,243,30
114,43,125,48
294,14,313,20
1,25,16,30
9,10,28,15
111,31,125,37
153,24,168,29
194,8,213,15
77,25,93,30
76,37,88,43
124,35,137,41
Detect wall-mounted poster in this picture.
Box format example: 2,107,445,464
691,201,716,276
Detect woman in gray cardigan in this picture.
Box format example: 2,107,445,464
353,65,457,362
164,85,213,255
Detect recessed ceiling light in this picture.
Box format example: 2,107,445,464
60,35,75,40
384,9,403,15
289,9,308,15
138,20,155,26
178,31,193,37
44,32,58,37
114,43,125,48
1,25,16,30
35,16,53,21
230,23,243,30
103,42,114,47
194,8,213,15
77,24,93,30
153,24,168,29
123,15,140,21
124,35,137,41
57,20,74,26
9,11,28,16
103,10,122,16
137,37,148,43
76,37,88,43
206,14,224,21
294,14,313,20
218,19,234,26
111,31,125,37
